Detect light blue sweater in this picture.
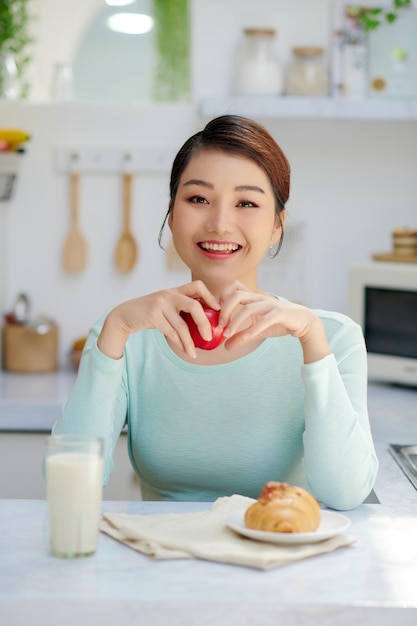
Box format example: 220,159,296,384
53,306,378,509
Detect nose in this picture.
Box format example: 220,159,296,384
205,203,233,235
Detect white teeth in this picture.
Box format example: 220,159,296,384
200,242,239,252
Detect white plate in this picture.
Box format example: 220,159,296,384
226,510,351,545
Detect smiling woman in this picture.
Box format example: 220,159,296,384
52,114,379,511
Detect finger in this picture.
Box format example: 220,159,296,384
180,280,220,310
220,293,269,332
162,310,198,359
218,284,256,328
178,298,213,342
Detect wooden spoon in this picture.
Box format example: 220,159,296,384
114,171,138,273
62,166,88,274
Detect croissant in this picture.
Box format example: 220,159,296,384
244,481,321,533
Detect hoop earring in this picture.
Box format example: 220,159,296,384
268,214,284,259
268,239,280,258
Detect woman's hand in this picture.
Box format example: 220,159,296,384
97,281,220,360
218,282,331,364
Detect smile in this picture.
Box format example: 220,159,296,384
198,242,241,253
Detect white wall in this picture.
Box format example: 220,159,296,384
1,0,416,367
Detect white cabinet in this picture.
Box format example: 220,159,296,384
0,432,142,500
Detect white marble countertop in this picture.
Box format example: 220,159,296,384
1,495,417,626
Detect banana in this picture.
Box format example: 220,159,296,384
0,129,31,145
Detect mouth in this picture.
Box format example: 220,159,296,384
198,241,242,255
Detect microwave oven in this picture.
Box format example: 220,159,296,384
348,262,417,387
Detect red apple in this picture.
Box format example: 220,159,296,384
181,305,225,350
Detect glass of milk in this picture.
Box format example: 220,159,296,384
45,435,104,558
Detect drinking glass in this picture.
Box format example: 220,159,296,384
45,434,104,558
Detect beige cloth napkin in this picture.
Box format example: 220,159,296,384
99,494,355,570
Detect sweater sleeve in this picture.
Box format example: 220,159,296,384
52,322,128,486
301,318,379,510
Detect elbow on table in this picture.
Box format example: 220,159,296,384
325,489,374,511
315,457,379,511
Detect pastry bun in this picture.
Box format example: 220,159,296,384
244,481,321,533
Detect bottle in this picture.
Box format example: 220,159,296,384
285,47,329,96
233,28,283,96
50,63,73,102
0,51,19,100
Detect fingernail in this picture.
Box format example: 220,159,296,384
223,327,231,338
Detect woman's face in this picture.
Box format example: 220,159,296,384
169,149,284,295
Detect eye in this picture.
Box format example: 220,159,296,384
188,195,208,204
237,199,258,208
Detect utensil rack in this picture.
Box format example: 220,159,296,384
55,146,175,174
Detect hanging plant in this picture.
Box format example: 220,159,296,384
152,0,190,102
0,0,34,98
348,0,412,32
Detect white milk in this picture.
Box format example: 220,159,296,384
46,452,104,557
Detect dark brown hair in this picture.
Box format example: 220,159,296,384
159,115,291,256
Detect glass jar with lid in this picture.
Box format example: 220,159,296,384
233,28,283,96
285,47,329,96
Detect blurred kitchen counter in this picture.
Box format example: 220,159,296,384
0,369,77,432
0,369,142,500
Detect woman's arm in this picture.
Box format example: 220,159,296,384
52,281,221,484
218,283,378,509
301,318,378,510
52,319,128,485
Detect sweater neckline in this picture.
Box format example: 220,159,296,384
153,331,278,372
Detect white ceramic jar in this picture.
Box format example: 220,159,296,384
233,28,283,96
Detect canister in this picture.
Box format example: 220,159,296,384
285,47,329,96
233,28,283,96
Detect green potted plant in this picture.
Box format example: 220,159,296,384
350,0,412,32
0,0,33,98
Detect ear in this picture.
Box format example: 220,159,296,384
272,209,286,240
167,209,175,233
167,203,174,231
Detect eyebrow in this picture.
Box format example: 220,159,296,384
183,179,266,194
235,185,265,194
183,179,213,189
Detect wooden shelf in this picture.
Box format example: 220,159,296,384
372,252,417,263
200,96,417,121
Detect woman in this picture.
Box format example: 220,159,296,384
53,115,378,509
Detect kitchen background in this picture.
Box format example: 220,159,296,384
1,0,416,368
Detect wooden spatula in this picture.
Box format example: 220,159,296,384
62,159,87,274
114,170,138,273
